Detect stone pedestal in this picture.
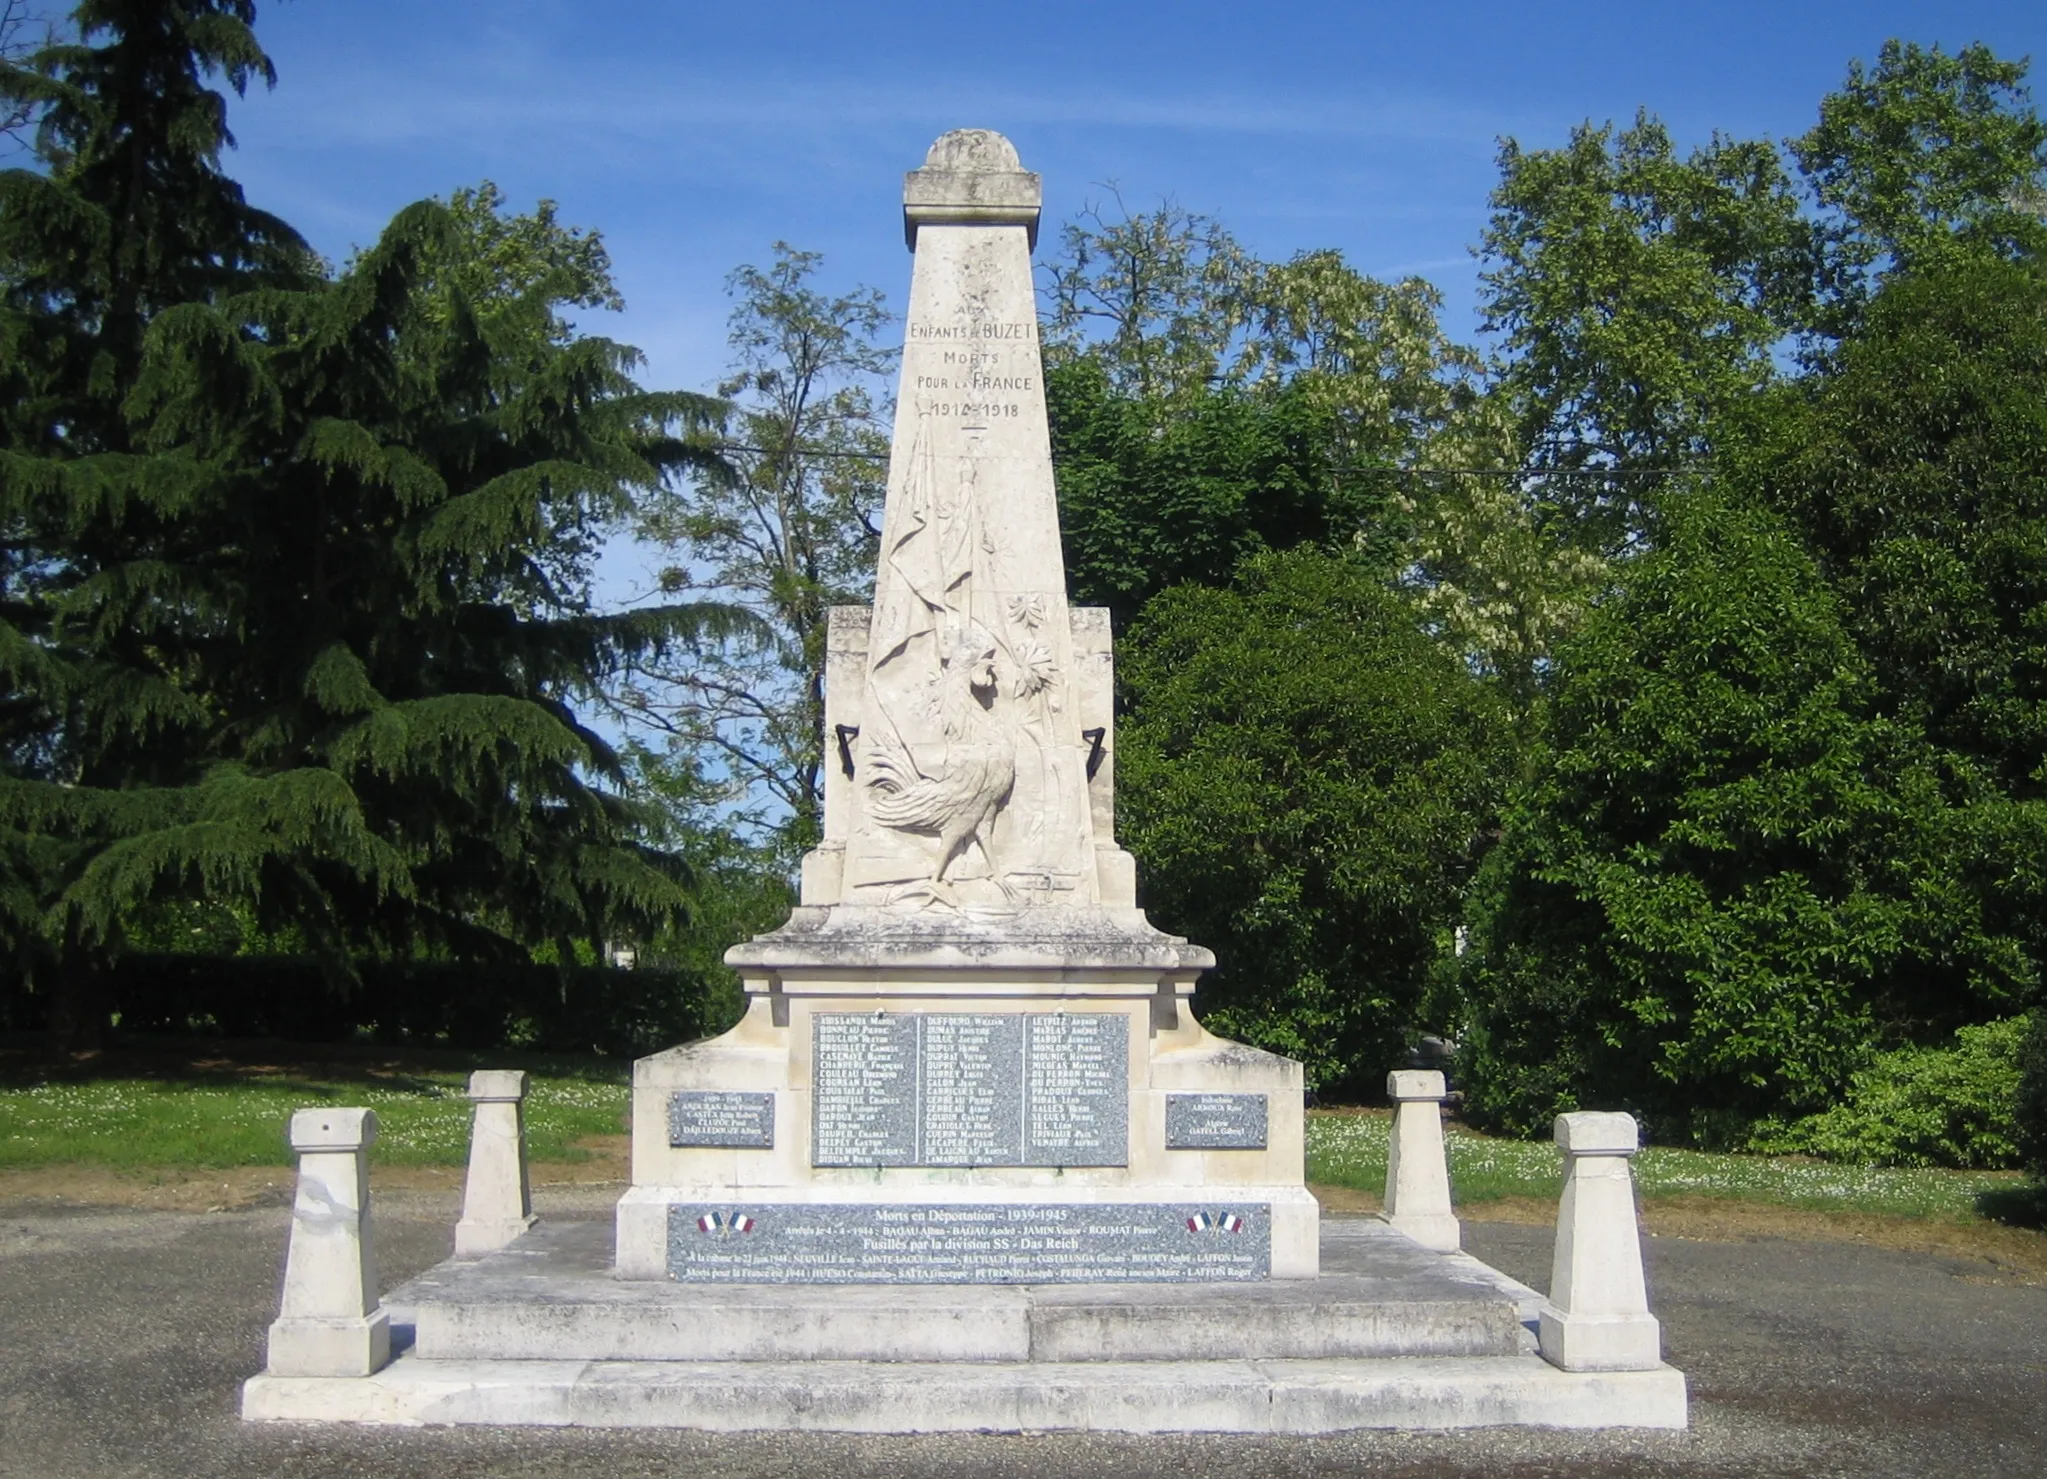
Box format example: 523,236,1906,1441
1381,1070,1459,1252
617,913,1315,1280
455,1069,537,1256
265,1108,390,1378
1538,1112,1663,1372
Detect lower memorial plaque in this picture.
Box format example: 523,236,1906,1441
667,1201,1271,1283
1164,1092,1268,1150
668,1091,776,1148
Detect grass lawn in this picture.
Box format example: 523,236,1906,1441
1306,1110,2029,1225
0,1040,2036,1235
0,1041,629,1169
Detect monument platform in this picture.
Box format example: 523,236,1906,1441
244,1219,1686,1431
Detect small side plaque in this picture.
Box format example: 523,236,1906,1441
1164,1093,1268,1150
668,1092,775,1149
668,1201,1271,1283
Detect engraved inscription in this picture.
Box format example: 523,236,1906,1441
1164,1093,1269,1150
919,1014,1024,1165
668,1201,1271,1283
811,1014,918,1166
916,400,1023,419
810,1013,1129,1168
1025,1013,1127,1165
908,320,1038,341
667,1092,775,1149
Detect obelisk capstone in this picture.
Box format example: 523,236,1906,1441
613,130,1318,1283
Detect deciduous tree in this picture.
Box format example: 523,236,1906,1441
624,245,892,849
1117,548,1503,1092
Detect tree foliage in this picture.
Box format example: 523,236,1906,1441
625,244,891,849
1460,493,2028,1144
1458,43,2047,1153
1732,254,2047,801
1048,359,1394,629
0,2,732,1044
1117,548,1503,1092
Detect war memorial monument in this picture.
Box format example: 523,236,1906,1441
240,131,1687,1433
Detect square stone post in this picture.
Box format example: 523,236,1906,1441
1381,1069,1460,1251
1539,1111,1663,1371
455,1069,537,1256
265,1107,391,1377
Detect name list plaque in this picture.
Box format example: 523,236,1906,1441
668,1201,1270,1283
667,1091,776,1149
1164,1092,1268,1150
810,1012,1128,1168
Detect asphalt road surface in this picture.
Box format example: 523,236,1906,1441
1,1191,2041,1478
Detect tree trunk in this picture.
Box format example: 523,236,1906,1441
46,961,111,1055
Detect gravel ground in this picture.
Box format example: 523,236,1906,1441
0,1190,2041,1478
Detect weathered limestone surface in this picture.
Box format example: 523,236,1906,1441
1538,1112,1664,1372
616,129,1314,1284
454,1070,537,1256
403,1219,1528,1364
264,1107,391,1378
1381,1070,1460,1252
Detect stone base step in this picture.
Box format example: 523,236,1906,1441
242,1353,1688,1432
388,1219,1538,1364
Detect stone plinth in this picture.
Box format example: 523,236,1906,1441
244,1219,1687,1431
454,1069,537,1256
1538,1112,1663,1372
617,911,1315,1279
1381,1070,1459,1252
264,1107,391,1378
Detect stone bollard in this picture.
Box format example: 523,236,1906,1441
454,1069,537,1256
1539,1111,1662,1371
1381,1069,1460,1251
265,1107,391,1377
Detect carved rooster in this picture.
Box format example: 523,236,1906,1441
863,627,1017,899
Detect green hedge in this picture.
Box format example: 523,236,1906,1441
36,954,744,1058
1751,1017,2027,1170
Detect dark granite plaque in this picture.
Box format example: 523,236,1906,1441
811,1013,919,1166
667,1091,775,1148
667,1200,1270,1283
918,1013,1024,1165
1024,1013,1127,1165
810,1012,1130,1168
1165,1092,1268,1150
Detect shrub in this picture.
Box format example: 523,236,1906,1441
2019,1008,2047,1180
1754,1018,2027,1170
1459,492,2029,1144
1118,548,1503,1093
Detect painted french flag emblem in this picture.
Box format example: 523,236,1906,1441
697,1211,756,1235
1186,1210,1245,1234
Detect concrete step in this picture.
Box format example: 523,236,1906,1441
243,1352,1688,1432
389,1219,1538,1364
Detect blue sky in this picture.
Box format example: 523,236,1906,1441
222,0,2047,395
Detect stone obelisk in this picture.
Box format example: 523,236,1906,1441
822,128,1127,914
614,131,1318,1282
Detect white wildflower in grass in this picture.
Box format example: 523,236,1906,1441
0,1074,2018,1221
1302,1111,2014,1222
0,1068,630,1169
